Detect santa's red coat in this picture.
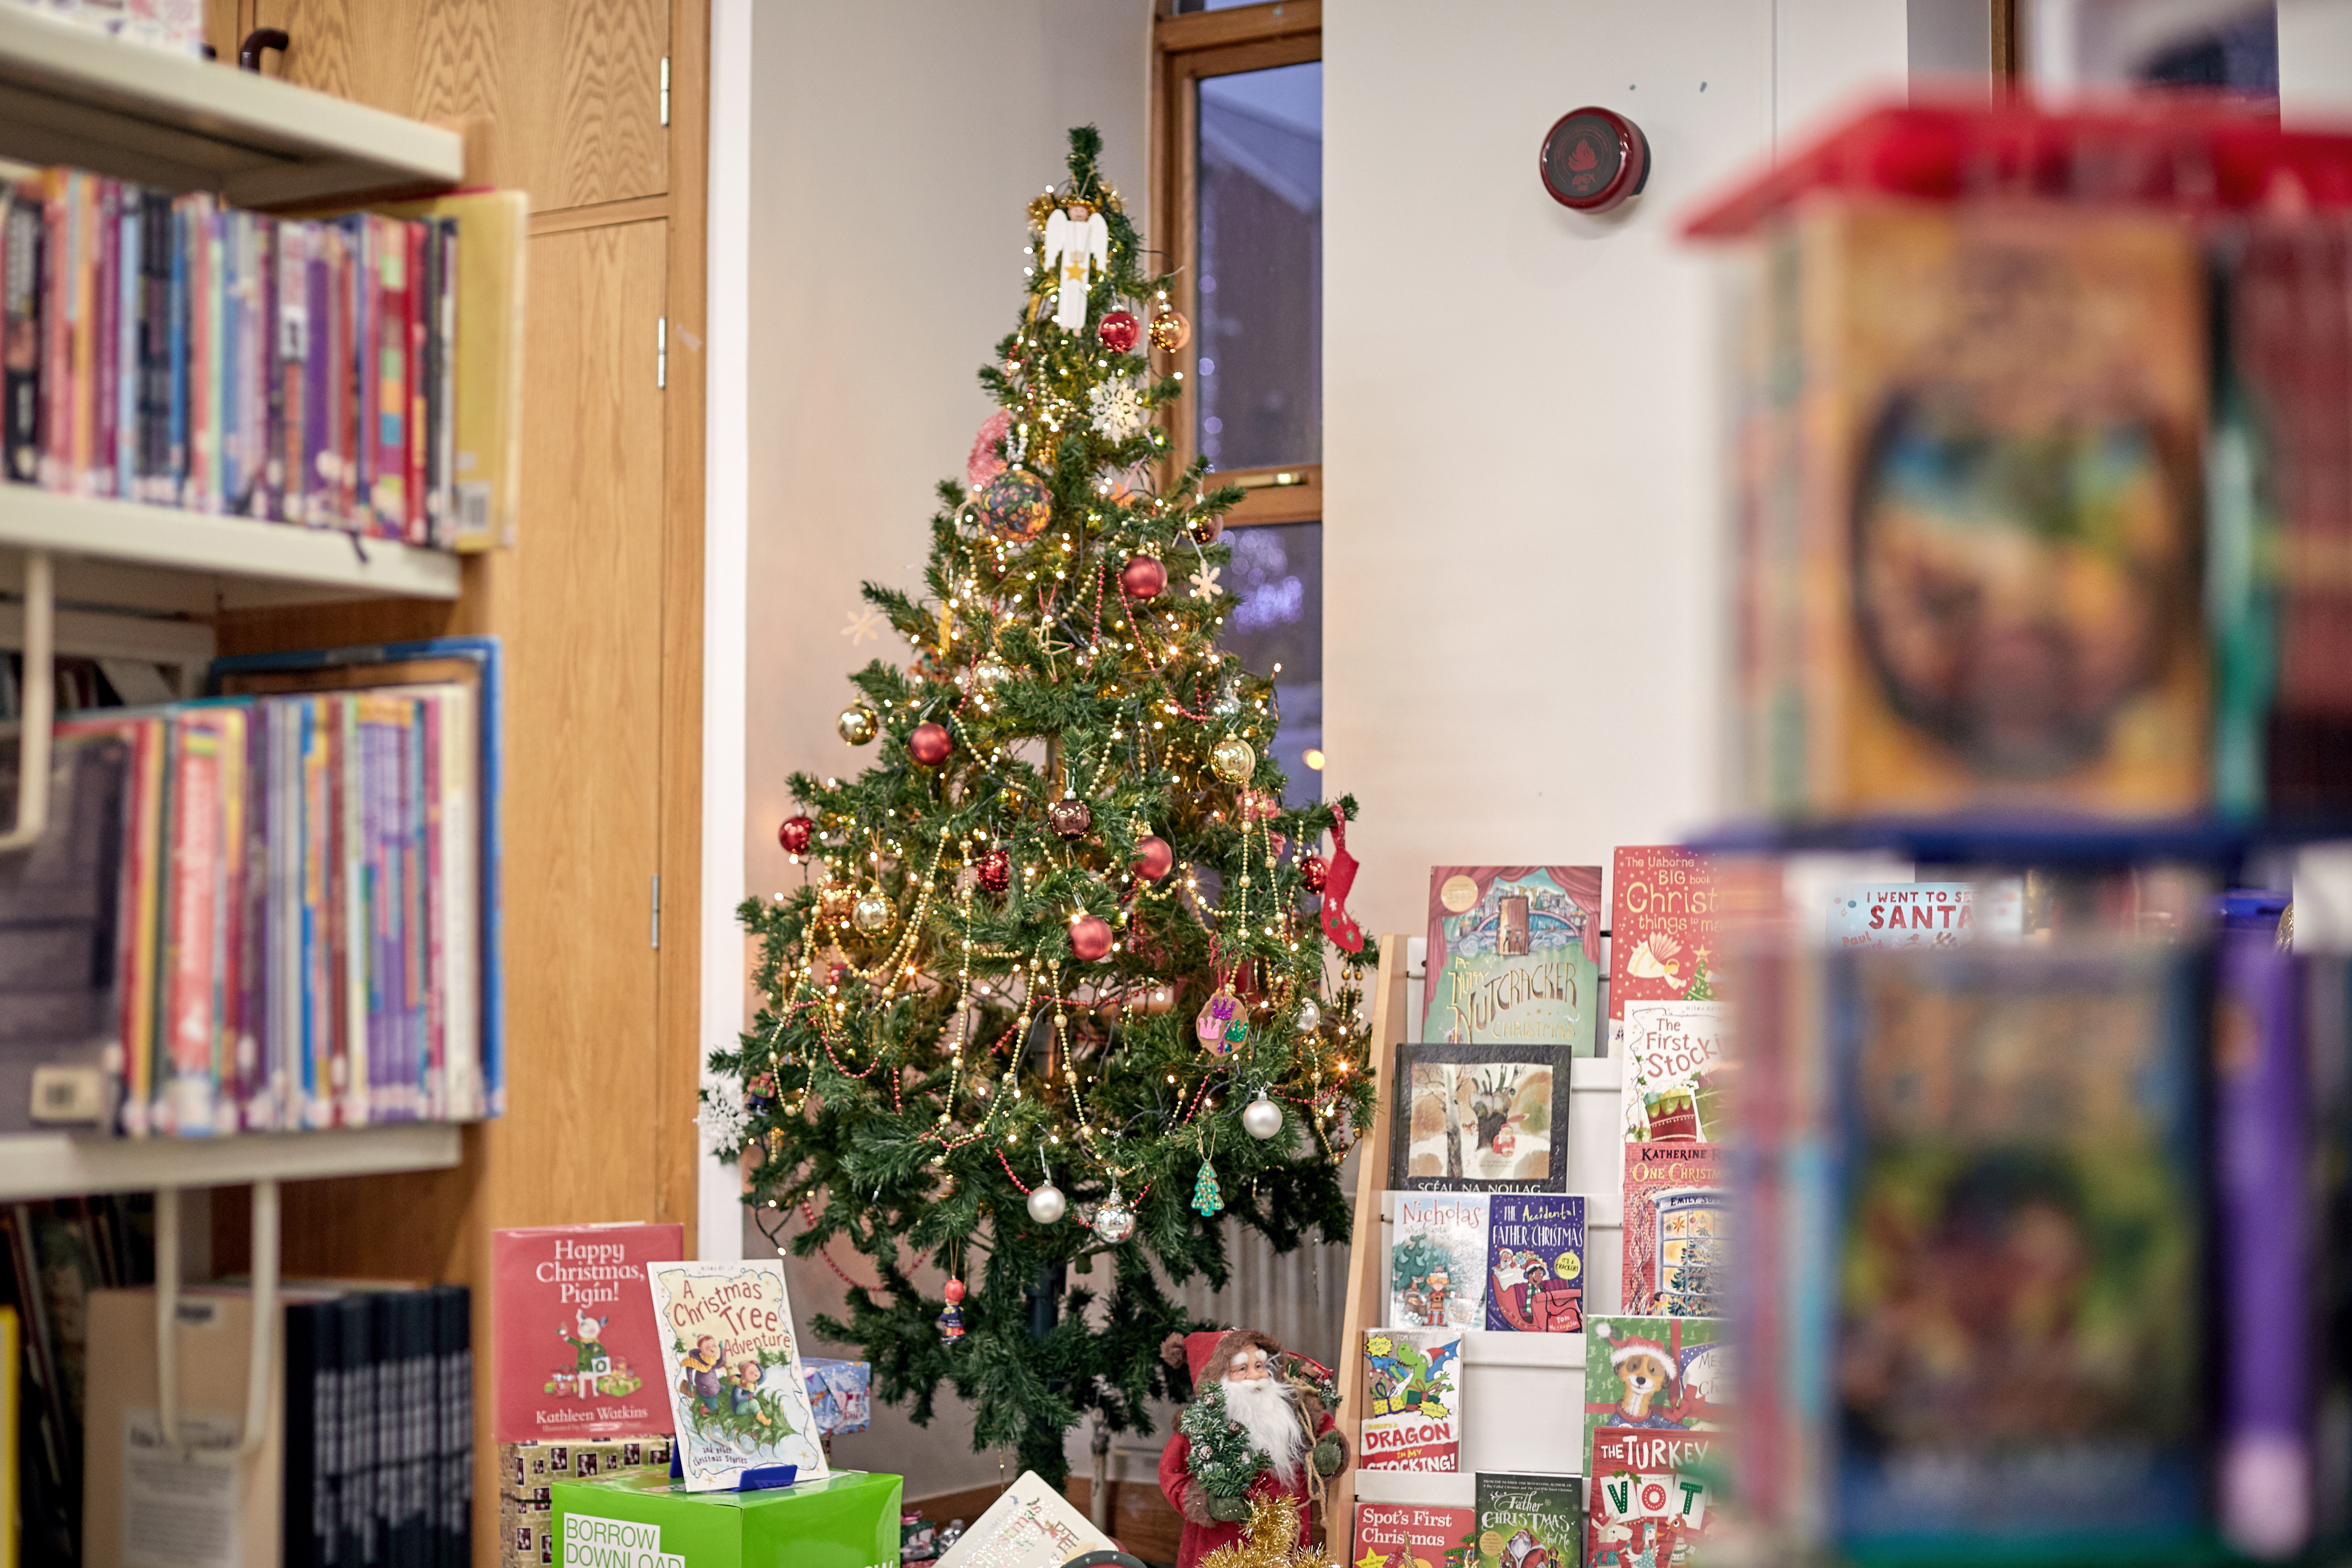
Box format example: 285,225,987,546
1156,1409,1339,1568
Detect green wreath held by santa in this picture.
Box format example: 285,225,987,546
1157,1328,1350,1568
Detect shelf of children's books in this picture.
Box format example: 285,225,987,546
1687,814,2352,872
0,9,461,206
0,1121,463,1201
0,490,462,609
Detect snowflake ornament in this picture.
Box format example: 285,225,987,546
842,606,887,646
1087,375,1149,442
1189,562,1223,600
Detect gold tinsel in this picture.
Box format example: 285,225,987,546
1198,1494,1333,1568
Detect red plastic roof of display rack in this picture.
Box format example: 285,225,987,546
1683,94,2352,238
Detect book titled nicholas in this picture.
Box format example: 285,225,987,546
1362,1327,1463,1472
1475,1472,1582,1568
1425,866,1603,1055
1485,1193,1584,1333
644,1259,828,1492
1355,1501,1476,1568
493,1223,680,1445
1391,1192,1490,1330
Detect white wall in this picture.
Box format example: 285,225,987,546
740,0,1152,1502
1320,1,1906,950
2281,0,2352,118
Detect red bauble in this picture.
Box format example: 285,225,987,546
976,849,1011,894
777,815,816,856
1118,554,1167,599
1097,310,1141,354
910,721,953,766
1133,835,1174,881
1300,854,1329,893
1070,915,1114,962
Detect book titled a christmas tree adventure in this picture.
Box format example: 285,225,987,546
644,1258,827,1491
1476,1473,1583,1568
1484,1193,1584,1333
1361,1327,1463,1472
1607,847,1721,1054
1425,866,1603,1054
1391,1192,1490,1330
1582,1318,1729,1568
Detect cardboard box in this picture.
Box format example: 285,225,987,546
553,1468,901,1568
500,1436,674,1497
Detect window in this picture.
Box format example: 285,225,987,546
1153,0,1324,794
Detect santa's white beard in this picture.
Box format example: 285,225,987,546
1224,1375,1307,1487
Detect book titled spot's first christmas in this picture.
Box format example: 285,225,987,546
491,1222,680,1444
643,1258,828,1491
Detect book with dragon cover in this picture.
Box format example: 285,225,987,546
1484,1193,1584,1333
1582,1318,1730,1568
1425,866,1603,1055
1361,1327,1463,1472
643,1259,827,1492
1391,1192,1490,1330
1608,847,1723,1055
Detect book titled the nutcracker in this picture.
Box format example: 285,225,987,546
643,1258,828,1491
1390,1192,1490,1330
1619,1002,1732,1145
1484,1193,1584,1333
491,1223,680,1445
1424,866,1603,1055
1620,1143,1726,1317
1354,1501,1477,1568
1607,847,1722,1055
1474,1472,1582,1568
1360,1327,1463,1472
1582,1318,1730,1568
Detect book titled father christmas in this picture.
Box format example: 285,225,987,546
492,1222,679,1443
643,1258,827,1491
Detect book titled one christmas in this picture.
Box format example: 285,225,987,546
1353,1501,1476,1568
1484,1193,1584,1333
1424,866,1603,1055
1619,1002,1732,1145
492,1222,680,1444
1620,1143,1726,1317
1825,880,2022,950
1582,1318,1730,1568
643,1258,828,1491
1391,1192,1490,1330
1607,847,1722,1055
1474,1473,1582,1568
1361,1327,1463,1472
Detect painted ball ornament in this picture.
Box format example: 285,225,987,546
837,703,879,745
976,848,1011,894
1070,914,1114,962
909,721,953,766
1118,553,1167,599
1148,305,1191,352
1026,1181,1067,1226
1300,853,1329,893
777,815,815,856
1242,1090,1284,1141
1209,736,1256,783
978,467,1052,542
1048,796,1094,840
1097,310,1141,353
851,891,894,934
1133,835,1174,881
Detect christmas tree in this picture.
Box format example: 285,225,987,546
707,128,1376,1484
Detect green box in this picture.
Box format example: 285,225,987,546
552,1468,902,1568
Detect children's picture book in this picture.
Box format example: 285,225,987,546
1390,1192,1490,1330
492,1222,680,1444
1582,1318,1729,1568
1424,866,1603,1054
1474,1473,1582,1568
1619,1002,1732,1144
1484,1193,1584,1333
1620,1144,1726,1317
1608,847,1722,1055
1354,1500,1478,1568
643,1258,828,1492
935,1469,1114,1568
1361,1327,1463,1472
1390,1041,1573,1191
1825,880,2022,950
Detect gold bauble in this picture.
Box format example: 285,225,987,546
1148,305,1191,352
1209,736,1255,783
837,703,879,745
851,891,894,934
817,882,856,923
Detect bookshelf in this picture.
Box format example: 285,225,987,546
0,7,462,206
0,1122,460,1203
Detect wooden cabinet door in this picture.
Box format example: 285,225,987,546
244,0,670,211
494,218,670,1222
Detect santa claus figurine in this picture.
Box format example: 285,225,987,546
1157,1328,1349,1568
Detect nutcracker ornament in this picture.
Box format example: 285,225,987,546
936,1278,966,1344
1043,201,1110,330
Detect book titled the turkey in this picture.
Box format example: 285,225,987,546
1390,1192,1489,1331
1582,1318,1730,1568
1475,1472,1582,1568
491,1223,679,1445
1425,866,1603,1055
1355,1501,1476,1568
1361,1327,1463,1472
1607,847,1722,1055
1484,1193,1584,1333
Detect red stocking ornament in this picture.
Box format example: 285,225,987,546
1319,816,1364,954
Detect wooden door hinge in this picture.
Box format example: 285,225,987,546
660,56,672,126
657,316,668,389
651,873,662,948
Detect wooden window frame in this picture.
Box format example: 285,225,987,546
1151,0,1321,527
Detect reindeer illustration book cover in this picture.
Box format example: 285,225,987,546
645,1258,828,1491
1391,1192,1491,1330
1361,1327,1464,1472
1485,1193,1584,1332
492,1223,680,1444
1390,1041,1575,1192
1425,867,1603,1054
1582,1318,1729,1568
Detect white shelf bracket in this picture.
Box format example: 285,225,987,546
154,1178,280,1457
0,548,54,853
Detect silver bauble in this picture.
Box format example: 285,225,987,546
1026,1182,1067,1225
1091,1187,1137,1244
1296,999,1322,1033
1242,1090,1284,1141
